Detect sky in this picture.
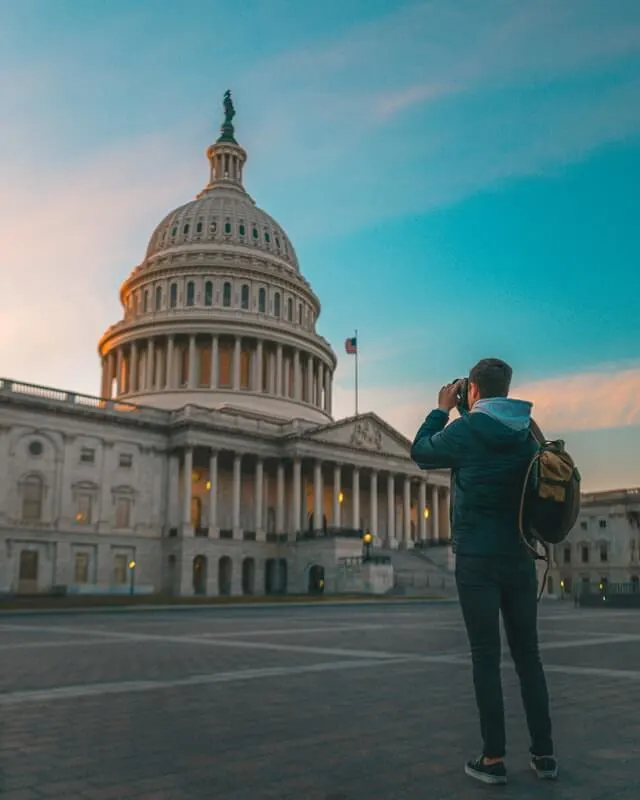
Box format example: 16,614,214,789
1,0,639,492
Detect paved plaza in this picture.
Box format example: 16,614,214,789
0,601,638,799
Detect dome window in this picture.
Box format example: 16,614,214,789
240,284,250,310
204,281,213,307
196,221,203,234
239,223,246,237
222,282,232,308
224,221,232,235
155,286,162,310
274,292,281,318
209,220,217,235
258,288,266,313
183,222,190,235
186,281,195,307
297,304,302,325
143,290,149,312
275,236,281,249
264,231,271,244
171,226,177,238
287,297,293,321
252,227,258,239
169,283,178,309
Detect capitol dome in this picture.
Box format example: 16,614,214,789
98,91,336,424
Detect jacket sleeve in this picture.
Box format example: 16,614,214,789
410,410,469,470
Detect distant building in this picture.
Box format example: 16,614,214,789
548,487,640,597
0,95,450,598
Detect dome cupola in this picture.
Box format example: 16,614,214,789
98,92,336,424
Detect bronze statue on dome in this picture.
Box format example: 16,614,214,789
217,90,237,144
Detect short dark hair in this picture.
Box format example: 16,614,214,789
469,358,512,399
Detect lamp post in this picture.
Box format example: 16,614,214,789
128,559,136,596
362,531,373,562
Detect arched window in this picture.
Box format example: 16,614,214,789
169,283,177,309
143,290,149,312
222,282,232,308
241,284,250,310
22,475,43,522
297,304,302,325
204,281,213,306
287,297,293,321
155,286,162,310
186,281,195,307
258,288,266,313
274,292,281,318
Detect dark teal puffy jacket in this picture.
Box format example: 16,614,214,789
410,399,538,558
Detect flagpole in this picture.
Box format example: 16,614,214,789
354,328,359,416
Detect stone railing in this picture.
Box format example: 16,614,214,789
0,378,171,423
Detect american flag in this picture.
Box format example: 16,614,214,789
345,336,358,354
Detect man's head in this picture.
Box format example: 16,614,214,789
467,358,513,409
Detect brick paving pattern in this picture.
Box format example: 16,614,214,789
0,601,638,799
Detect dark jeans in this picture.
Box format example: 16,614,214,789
455,554,554,759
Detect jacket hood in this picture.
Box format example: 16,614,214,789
471,397,532,431
463,397,533,449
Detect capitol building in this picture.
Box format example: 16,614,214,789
0,95,451,598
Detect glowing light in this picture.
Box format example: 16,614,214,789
128,560,136,570
362,531,373,544
338,491,344,504
423,507,430,519
206,480,212,490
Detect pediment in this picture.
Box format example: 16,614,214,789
303,413,412,458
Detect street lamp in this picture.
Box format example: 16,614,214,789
362,530,373,562
128,559,136,596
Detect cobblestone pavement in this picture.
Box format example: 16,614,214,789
0,601,638,799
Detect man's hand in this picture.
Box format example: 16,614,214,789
437,380,461,412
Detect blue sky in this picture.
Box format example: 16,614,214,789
1,0,639,491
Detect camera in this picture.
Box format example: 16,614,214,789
454,377,470,414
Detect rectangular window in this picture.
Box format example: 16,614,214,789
599,543,608,562
199,345,212,387
204,280,213,306
258,288,266,313
22,478,43,521
115,497,132,528
169,283,177,308
118,453,133,469
219,345,232,388
240,349,251,390
581,545,589,564
563,546,571,564
241,284,250,310
599,519,607,529
186,281,195,307
223,282,232,307
75,493,92,524
274,292,281,318
155,286,162,310
80,448,95,464
74,553,89,584
113,554,128,585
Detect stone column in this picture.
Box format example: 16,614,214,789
432,485,440,541
276,461,285,532
387,474,395,546
183,447,193,532
441,487,451,540
188,335,196,389
370,471,378,535
276,344,283,396
166,336,174,389
333,464,341,527
293,349,301,400
324,370,332,414
116,348,123,395
105,353,114,398
208,451,218,537
316,363,323,408
292,457,302,535
352,467,361,530
232,453,242,533
210,335,219,389
419,480,427,541
306,355,314,403
233,337,241,390
313,460,323,530
255,458,263,534
255,339,263,392
145,339,154,391
403,477,411,547
130,342,138,393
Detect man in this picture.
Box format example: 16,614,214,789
410,358,557,786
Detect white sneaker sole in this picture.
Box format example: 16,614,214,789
530,760,559,779
464,764,508,785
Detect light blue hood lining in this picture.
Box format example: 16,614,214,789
471,397,532,431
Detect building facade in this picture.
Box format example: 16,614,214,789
0,95,450,598
548,487,640,597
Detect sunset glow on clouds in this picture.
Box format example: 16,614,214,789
1,0,639,492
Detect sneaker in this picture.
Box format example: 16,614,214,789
530,755,558,780
464,756,508,785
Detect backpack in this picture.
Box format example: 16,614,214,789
519,419,581,598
